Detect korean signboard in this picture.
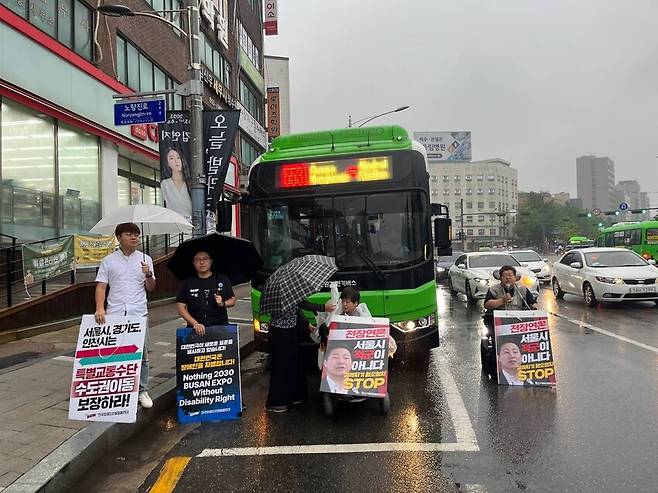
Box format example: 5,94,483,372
413,131,472,161
176,325,242,423
493,310,557,386
264,0,278,35
320,315,390,397
267,87,281,140
203,110,240,211
74,235,116,268
69,315,146,423
22,236,75,285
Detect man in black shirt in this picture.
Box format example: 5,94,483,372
176,250,236,336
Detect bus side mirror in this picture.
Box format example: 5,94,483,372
433,217,452,256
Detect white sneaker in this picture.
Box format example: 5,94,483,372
138,391,153,408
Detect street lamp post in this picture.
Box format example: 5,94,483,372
348,106,410,128
98,4,206,236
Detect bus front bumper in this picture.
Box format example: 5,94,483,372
254,322,440,357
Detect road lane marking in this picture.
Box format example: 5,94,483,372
52,355,74,362
162,353,176,358
230,317,253,323
550,312,658,354
150,456,191,493
155,341,171,346
197,441,478,458
433,354,479,448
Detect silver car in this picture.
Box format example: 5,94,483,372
448,252,539,304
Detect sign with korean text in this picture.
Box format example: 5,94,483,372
74,235,116,267
22,236,75,285
176,325,242,423
203,110,240,211
236,101,268,148
413,131,472,161
264,0,278,35
68,315,146,423
267,87,281,140
114,99,166,126
493,310,556,386
320,315,389,397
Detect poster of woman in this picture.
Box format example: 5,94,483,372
160,147,192,221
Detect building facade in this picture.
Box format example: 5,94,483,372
0,0,265,241
576,155,616,212
615,180,650,220
264,55,290,141
429,158,519,247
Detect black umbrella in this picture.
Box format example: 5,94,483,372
167,232,263,286
259,255,337,317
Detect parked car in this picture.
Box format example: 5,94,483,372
510,250,551,284
448,252,539,304
435,251,464,281
551,247,658,307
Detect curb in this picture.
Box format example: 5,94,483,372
4,339,255,493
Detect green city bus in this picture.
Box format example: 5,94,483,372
246,126,450,358
595,221,658,259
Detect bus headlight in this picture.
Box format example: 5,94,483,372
392,314,435,332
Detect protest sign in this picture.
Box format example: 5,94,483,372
320,315,389,397
493,310,556,386
68,315,146,423
74,235,115,267
176,324,242,423
22,236,75,285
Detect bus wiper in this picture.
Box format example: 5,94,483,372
343,234,386,282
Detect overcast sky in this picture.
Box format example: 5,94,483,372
264,0,658,203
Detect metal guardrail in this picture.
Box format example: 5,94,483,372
0,233,185,309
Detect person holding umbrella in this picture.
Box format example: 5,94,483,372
260,255,338,413
175,250,236,336
94,223,156,409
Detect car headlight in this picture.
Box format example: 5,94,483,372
540,265,550,273
392,313,436,332
595,276,623,284
254,319,269,332
473,277,489,286
436,266,446,273
520,275,537,288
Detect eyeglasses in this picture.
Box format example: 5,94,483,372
193,256,211,262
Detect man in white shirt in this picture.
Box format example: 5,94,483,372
94,223,156,408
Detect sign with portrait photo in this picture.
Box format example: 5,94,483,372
320,315,389,398
493,310,556,387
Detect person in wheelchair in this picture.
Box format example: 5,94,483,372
481,265,537,380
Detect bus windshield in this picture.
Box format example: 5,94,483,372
252,192,427,271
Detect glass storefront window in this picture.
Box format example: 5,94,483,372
117,175,131,207
1,100,56,193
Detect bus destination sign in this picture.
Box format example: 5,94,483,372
277,157,392,188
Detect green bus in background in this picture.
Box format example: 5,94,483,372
595,221,658,260
246,126,451,358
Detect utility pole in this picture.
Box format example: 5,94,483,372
187,4,206,237
460,198,465,251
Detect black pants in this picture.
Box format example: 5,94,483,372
266,325,307,407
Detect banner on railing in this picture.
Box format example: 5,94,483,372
74,235,116,267
22,236,75,285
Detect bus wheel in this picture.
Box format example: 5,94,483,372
552,278,565,299
583,283,598,307
465,282,477,304
448,276,457,296
323,393,334,416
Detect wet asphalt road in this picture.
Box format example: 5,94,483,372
86,283,658,493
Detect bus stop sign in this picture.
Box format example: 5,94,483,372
114,99,166,126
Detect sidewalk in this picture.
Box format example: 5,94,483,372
0,285,254,492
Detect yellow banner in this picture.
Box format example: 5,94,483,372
74,235,116,267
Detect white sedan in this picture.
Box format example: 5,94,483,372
448,252,540,304
510,250,551,283
551,247,658,307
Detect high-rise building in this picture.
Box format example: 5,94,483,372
428,159,518,246
576,155,616,212
616,180,650,220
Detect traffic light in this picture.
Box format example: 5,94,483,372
587,212,592,218
630,209,647,214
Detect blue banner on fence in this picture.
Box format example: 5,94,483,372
175,324,242,423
